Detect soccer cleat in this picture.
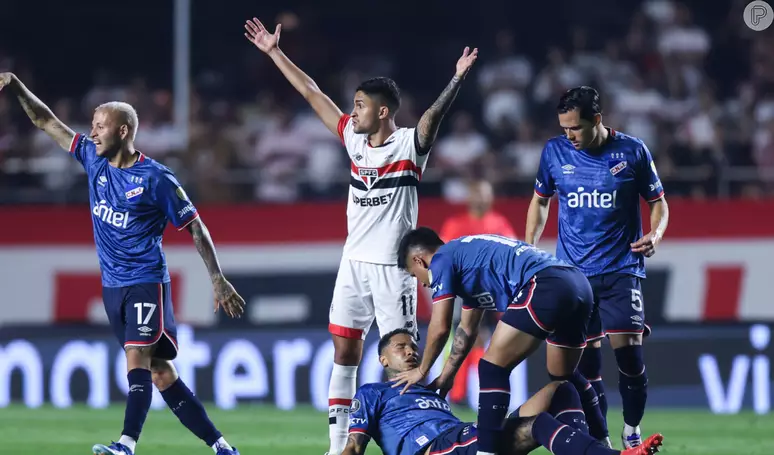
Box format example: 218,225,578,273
215,447,240,455
598,436,613,449
622,425,642,448
620,433,663,455
92,442,133,455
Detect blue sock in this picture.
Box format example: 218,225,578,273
615,345,648,427
123,368,153,441
477,359,512,453
565,370,608,440
161,378,223,446
547,382,589,434
579,346,609,418
531,412,618,455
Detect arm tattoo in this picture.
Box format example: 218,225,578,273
344,432,371,455
415,75,463,154
447,326,475,371
187,219,224,280
9,77,74,148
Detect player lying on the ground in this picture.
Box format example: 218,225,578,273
525,86,669,448
0,72,245,455
244,16,477,455
342,328,663,455
393,228,610,454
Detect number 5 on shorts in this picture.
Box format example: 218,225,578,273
134,302,157,325
630,289,643,312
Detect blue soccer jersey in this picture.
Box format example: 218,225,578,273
69,133,199,287
348,382,461,455
428,234,571,311
534,130,664,278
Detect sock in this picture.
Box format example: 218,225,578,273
579,346,609,418
614,345,648,427
477,359,512,454
211,437,233,453
566,370,608,440
122,368,153,443
160,378,225,448
117,435,137,453
531,412,618,455
328,363,357,455
547,381,589,434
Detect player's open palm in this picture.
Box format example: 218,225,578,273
212,276,245,318
455,47,479,79
0,72,13,91
244,18,281,54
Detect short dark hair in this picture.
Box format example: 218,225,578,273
378,328,414,355
356,77,401,116
556,86,602,122
397,227,445,270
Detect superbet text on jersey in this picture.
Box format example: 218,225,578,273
337,114,430,265
534,129,664,278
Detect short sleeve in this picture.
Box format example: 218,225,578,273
69,133,98,169
348,387,377,436
636,144,665,202
534,144,555,198
429,254,455,304
337,114,352,147
153,169,199,230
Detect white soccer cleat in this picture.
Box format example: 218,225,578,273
622,425,642,448
598,436,613,449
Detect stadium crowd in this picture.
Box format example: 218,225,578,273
0,0,771,204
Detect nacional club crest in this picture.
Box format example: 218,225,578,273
608,160,628,176
358,168,379,189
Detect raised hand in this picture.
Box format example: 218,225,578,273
244,18,282,54
0,72,14,91
455,47,479,79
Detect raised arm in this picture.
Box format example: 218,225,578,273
244,19,343,136
415,47,478,153
0,72,75,150
186,217,246,318
341,432,370,455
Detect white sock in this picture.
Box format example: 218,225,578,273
328,363,358,455
476,452,496,455
624,424,640,436
211,436,232,452
118,435,137,453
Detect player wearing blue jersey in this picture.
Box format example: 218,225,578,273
342,329,663,455
1,73,244,455
393,228,612,455
525,86,670,449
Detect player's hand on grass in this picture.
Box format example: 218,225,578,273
392,367,427,395
212,275,245,318
0,72,14,91
426,374,454,399
454,47,479,79
244,18,281,54
631,231,662,258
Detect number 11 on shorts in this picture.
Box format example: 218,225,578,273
134,302,157,325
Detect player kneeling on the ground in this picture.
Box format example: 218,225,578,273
393,228,610,453
342,329,663,455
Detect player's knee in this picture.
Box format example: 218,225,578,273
613,345,646,378
609,332,642,348
125,346,153,370
588,339,603,349
502,414,539,455
150,358,179,391
332,336,363,366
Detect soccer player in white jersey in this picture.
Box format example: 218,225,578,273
244,17,478,455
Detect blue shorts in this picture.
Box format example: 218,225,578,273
427,423,478,455
102,282,179,360
502,266,593,349
586,273,647,341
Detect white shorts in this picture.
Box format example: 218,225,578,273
329,258,418,340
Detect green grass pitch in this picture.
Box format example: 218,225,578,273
2,405,773,454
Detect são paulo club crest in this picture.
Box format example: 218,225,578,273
358,168,379,189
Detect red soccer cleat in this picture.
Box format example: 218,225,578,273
620,433,663,455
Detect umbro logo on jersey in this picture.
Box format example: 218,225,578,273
98,176,107,186
562,164,575,174
358,168,379,188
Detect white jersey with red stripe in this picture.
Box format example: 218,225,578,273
337,114,430,265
